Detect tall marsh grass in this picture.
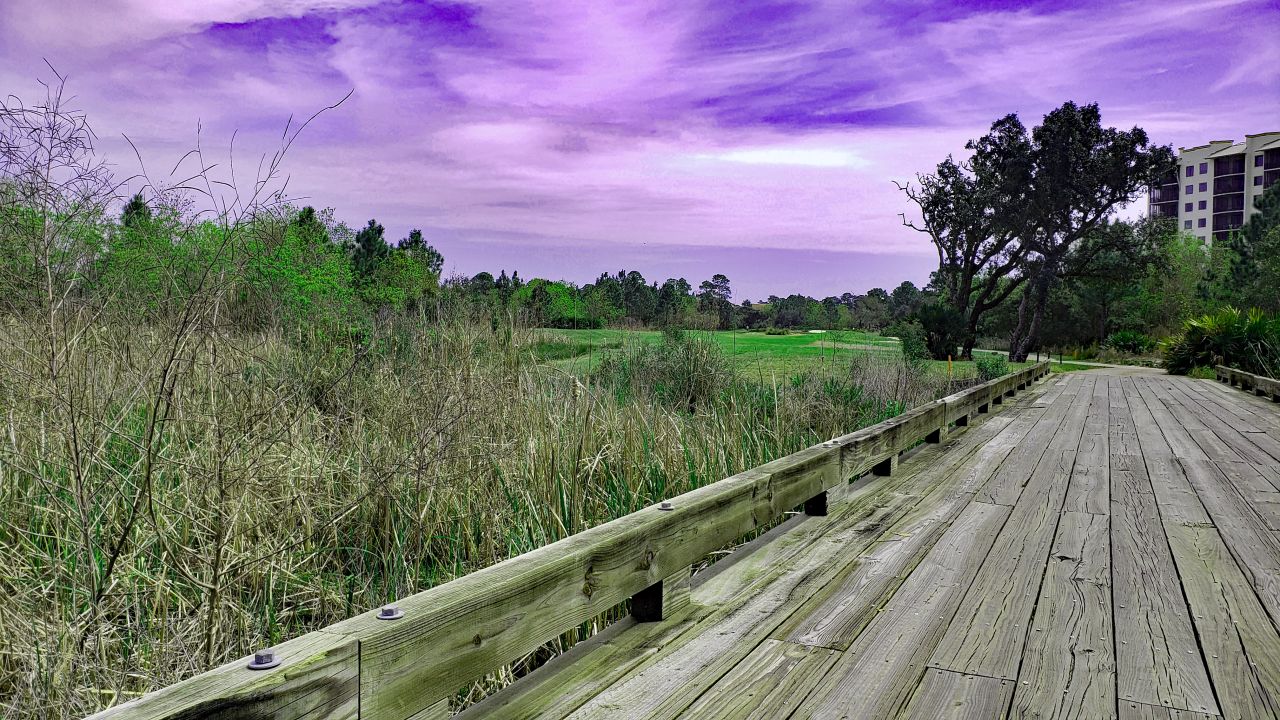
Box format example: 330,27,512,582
0,312,961,717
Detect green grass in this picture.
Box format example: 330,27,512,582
534,328,1030,378
1050,361,1100,373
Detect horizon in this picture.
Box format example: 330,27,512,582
2,0,1277,299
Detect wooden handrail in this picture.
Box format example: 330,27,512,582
88,362,1050,720
1216,365,1280,401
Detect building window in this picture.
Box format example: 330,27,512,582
1199,182,1208,192
1199,162,1208,174
1198,236,1206,243
1184,220,1192,229
1198,218,1207,228
1258,155,1265,167
1185,202,1193,212
1199,200,1207,210
1187,166,1194,177
1186,184,1194,194
1257,176,1264,186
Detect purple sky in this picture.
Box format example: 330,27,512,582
3,1,1277,300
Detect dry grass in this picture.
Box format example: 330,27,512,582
0,308,964,718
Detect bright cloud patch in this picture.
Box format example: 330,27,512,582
701,147,870,169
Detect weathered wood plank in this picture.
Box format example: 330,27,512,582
1165,522,1280,720
1112,442,1218,714
1121,380,1213,527
1009,511,1113,720
900,668,1014,719
1118,701,1220,719
1180,456,1280,632
779,398,1049,649
1132,379,1209,461
88,631,359,720
789,501,1010,720
673,640,839,720
1216,461,1280,531
976,374,1084,505
928,376,1093,678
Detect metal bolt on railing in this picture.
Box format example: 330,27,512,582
659,501,674,511
247,649,281,670
377,604,405,620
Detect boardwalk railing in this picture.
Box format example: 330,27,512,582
90,362,1050,720
1216,365,1280,401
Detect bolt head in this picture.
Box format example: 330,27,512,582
247,649,281,670
659,501,674,511
377,605,405,620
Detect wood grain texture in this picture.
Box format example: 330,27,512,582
673,640,839,720
791,501,1010,720
1112,383,1219,716
1009,511,1113,720
1165,523,1280,720
1119,701,1220,719
928,377,1092,678
87,631,358,720
1179,456,1280,633
900,668,1014,719
779,395,1049,649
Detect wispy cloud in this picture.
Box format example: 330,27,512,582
1,0,1276,298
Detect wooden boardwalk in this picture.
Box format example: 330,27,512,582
463,371,1280,720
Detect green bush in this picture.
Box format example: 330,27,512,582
974,353,1009,381
764,326,789,335
887,321,929,364
595,331,733,411
1163,306,1280,377
1102,330,1154,355
916,302,965,360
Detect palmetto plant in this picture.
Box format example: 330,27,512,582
1164,306,1280,377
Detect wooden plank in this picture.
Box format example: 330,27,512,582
1112,453,1218,714
1064,431,1109,514
1217,461,1280,531
88,631,359,720
789,501,1010,720
1161,380,1280,465
1180,457,1280,631
1009,511,1113,720
1121,380,1213,527
1165,523,1280,720
1119,701,1220,719
976,374,1085,505
900,668,1014,719
928,375,1093,678
778,397,1050,649
1132,379,1210,461
673,640,839,720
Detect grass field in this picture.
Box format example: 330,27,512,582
533,328,1024,378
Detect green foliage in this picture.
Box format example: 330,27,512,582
511,278,597,328
595,331,733,410
887,320,929,364
915,302,965,360
1163,307,1280,377
1102,330,1154,355
974,353,1009,381
764,326,789,335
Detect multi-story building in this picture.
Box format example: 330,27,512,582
1149,131,1280,243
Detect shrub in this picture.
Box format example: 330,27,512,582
916,302,965,360
974,353,1009,381
1103,330,1154,355
764,326,789,335
887,320,929,364
1163,306,1280,377
595,331,733,411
